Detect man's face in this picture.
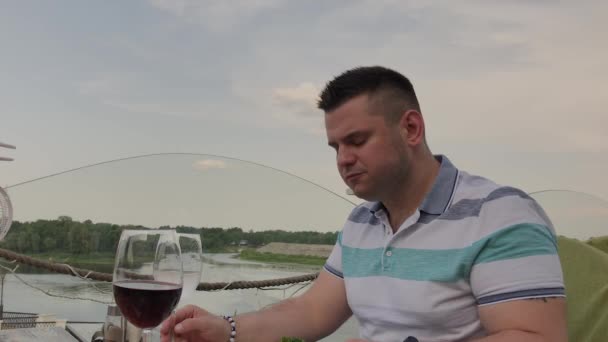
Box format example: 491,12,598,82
325,94,410,201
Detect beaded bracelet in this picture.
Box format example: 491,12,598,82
223,315,236,342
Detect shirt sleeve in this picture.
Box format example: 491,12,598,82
323,231,343,278
471,196,565,306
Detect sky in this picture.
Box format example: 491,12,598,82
1,1,607,233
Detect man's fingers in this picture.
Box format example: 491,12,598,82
174,317,204,335
160,313,175,334
160,305,212,341
173,304,205,322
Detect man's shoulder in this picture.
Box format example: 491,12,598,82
454,170,530,204
451,170,554,236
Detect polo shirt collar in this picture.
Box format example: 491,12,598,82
419,155,458,215
369,155,458,216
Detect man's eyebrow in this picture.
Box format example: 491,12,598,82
327,130,369,147
343,131,369,141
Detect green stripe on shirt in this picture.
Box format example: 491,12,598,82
473,223,557,264
342,223,557,282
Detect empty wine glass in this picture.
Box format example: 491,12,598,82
113,229,183,341
177,233,203,303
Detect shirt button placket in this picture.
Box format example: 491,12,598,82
383,247,392,271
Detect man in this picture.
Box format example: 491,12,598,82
161,66,567,341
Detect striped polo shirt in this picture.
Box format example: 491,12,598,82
324,155,565,342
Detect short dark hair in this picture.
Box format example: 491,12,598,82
317,66,420,122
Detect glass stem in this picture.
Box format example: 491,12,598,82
169,310,176,341
141,328,152,342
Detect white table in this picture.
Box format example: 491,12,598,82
66,323,103,341
0,326,79,341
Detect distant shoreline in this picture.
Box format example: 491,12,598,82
23,249,325,273
238,249,327,267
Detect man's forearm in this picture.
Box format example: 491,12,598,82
234,297,326,342
470,330,547,342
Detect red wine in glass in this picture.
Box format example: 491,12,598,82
112,229,183,341
113,280,182,329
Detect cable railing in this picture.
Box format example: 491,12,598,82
0,248,318,290
0,153,356,301
0,153,606,305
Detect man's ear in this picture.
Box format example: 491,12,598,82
398,109,425,147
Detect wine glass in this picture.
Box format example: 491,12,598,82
113,229,183,341
177,233,204,303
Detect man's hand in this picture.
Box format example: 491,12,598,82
160,305,230,342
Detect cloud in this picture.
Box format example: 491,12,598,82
267,83,326,135
77,78,113,96
193,159,228,171
267,83,329,135
88,1,608,154
75,73,216,119
352,0,608,155
147,0,286,32
271,82,320,117
142,0,608,152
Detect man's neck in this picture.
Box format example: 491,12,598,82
383,154,440,232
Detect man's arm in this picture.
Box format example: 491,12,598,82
162,270,351,342
471,297,568,342
237,270,352,342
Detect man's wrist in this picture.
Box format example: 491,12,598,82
222,315,236,342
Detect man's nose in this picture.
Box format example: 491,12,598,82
337,147,356,167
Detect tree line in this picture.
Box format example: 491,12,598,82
0,216,339,255
1,216,606,256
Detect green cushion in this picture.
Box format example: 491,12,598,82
558,236,608,342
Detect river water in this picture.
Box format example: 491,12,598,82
1,253,358,341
